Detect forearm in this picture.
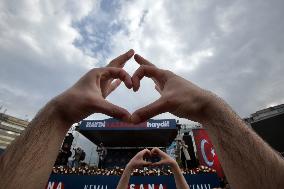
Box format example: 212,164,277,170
116,166,132,189
0,101,70,189
201,96,284,188
171,163,189,189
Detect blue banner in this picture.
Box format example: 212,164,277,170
47,173,220,189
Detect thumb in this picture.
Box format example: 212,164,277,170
95,99,131,122
151,159,168,167
142,161,152,167
131,98,166,124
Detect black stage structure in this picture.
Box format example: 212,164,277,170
245,104,284,153
78,118,178,168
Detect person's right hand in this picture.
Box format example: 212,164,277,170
131,54,215,124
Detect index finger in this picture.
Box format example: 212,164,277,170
107,49,135,68
134,54,155,67
102,68,133,89
151,148,168,158
132,65,164,92
141,149,151,156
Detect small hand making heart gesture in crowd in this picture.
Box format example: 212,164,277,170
116,148,189,189
125,148,176,171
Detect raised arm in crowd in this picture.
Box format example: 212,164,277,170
0,49,284,189
116,148,189,189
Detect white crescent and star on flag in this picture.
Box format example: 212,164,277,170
200,139,216,167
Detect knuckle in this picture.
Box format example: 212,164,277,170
108,59,116,66
165,70,173,75
140,65,148,70
163,97,175,106
90,68,100,72
89,68,102,75
159,69,173,78
161,70,172,78
119,69,126,76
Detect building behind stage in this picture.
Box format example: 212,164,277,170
0,113,29,153
244,104,284,155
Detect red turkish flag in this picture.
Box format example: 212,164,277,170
193,129,224,177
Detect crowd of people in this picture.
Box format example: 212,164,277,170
52,165,216,176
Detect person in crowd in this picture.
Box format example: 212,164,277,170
71,147,85,168
0,49,284,189
51,164,215,176
179,139,191,169
97,142,107,168
54,133,74,166
63,133,74,146
55,143,72,166
116,148,189,189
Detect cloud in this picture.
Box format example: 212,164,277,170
1,0,284,165
0,0,98,118
1,0,284,122
93,0,284,118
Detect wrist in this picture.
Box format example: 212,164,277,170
49,92,77,125
192,91,224,124
170,162,181,173
42,99,72,131
200,93,231,125
125,163,134,173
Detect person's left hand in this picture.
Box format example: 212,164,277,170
51,49,135,125
126,149,152,170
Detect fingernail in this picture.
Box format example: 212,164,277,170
131,115,141,124
134,54,139,60
133,86,138,92
128,80,133,89
127,49,134,58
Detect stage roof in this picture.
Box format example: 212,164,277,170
78,119,177,147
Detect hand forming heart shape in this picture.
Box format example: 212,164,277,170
54,49,208,126
127,148,177,170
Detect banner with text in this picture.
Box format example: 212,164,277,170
47,174,220,189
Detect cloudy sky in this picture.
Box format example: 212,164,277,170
1,0,284,123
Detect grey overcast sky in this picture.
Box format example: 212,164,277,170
1,0,284,123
